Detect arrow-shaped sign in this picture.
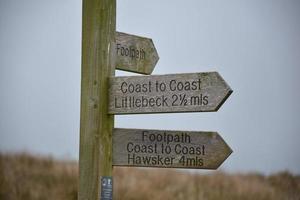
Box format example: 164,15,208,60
115,32,159,75
113,128,232,169
109,72,232,114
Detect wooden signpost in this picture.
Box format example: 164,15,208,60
116,32,159,75
79,0,233,199
109,72,232,114
79,0,115,199
113,128,232,169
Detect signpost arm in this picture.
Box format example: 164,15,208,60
79,0,116,199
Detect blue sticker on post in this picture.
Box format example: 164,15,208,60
101,176,113,200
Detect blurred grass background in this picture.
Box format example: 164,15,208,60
0,153,299,200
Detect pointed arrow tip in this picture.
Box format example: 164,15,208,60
213,132,233,169
215,88,233,111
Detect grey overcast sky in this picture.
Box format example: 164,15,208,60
0,0,300,175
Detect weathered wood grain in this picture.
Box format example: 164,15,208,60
113,128,232,169
79,0,115,199
115,32,159,75
109,72,232,114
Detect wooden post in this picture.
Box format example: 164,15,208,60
79,0,116,199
